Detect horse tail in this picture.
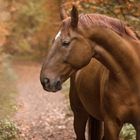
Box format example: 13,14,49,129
88,116,104,140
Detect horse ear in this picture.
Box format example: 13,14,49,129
71,5,78,29
60,4,68,20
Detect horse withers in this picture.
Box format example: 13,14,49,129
40,5,140,140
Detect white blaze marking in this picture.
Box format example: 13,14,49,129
55,30,61,40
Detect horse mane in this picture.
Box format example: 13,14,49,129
77,13,138,40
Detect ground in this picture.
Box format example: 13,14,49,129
12,61,75,140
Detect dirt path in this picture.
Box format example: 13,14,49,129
12,62,75,140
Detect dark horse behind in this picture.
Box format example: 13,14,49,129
40,5,140,140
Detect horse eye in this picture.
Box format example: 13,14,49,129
62,41,70,47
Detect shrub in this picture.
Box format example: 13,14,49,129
120,123,136,140
0,118,19,140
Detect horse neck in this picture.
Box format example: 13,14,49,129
84,27,140,89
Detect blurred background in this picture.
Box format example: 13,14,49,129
0,0,139,139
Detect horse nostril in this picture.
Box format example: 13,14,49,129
55,80,61,90
44,78,50,85
41,77,49,87
44,78,49,83
41,77,61,92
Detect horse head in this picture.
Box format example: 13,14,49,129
40,5,93,92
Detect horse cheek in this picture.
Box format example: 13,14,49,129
67,43,92,69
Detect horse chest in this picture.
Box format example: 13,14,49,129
77,80,103,120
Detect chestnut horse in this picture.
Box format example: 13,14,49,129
40,6,140,140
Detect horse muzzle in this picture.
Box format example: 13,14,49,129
40,77,62,92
